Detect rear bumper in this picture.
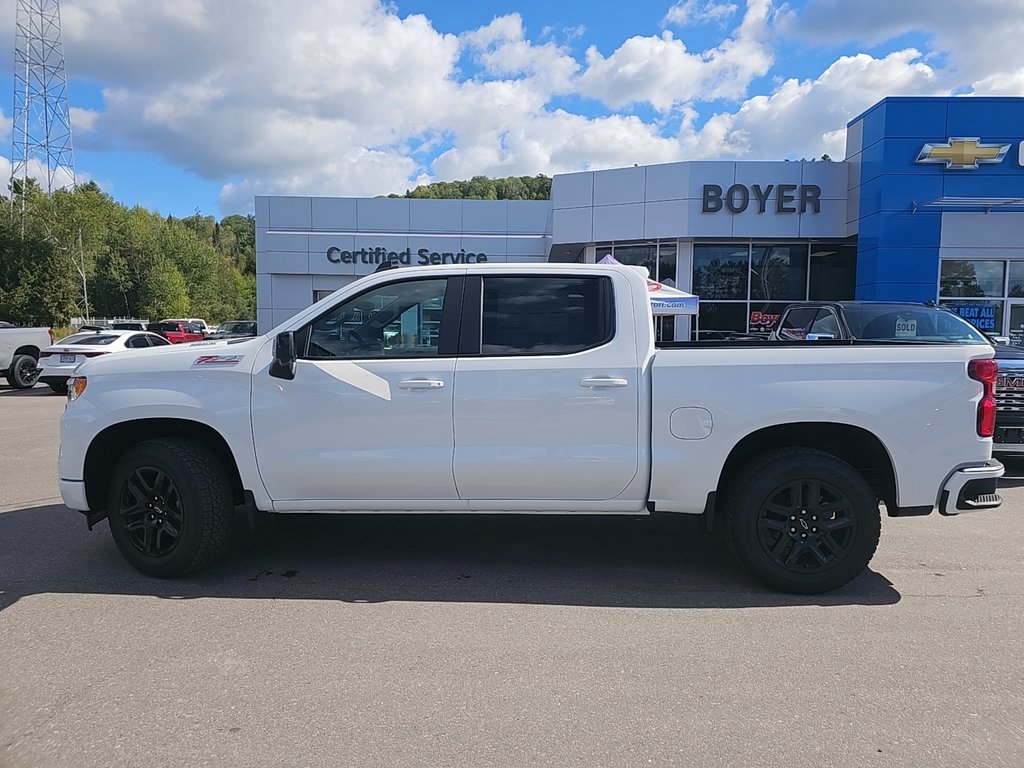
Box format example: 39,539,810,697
993,426,1024,454
939,461,1004,516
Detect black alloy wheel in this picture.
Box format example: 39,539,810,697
118,465,185,558
755,478,857,573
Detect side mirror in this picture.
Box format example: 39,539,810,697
269,331,296,380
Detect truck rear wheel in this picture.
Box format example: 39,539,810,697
725,448,881,594
106,438,233,577
8,353,39,389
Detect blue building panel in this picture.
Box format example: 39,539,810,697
945,98,1024,136
880,99,949,139
847,96,1024,311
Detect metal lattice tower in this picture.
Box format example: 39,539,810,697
11,0,76,196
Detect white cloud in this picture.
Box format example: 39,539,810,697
578,0,774,109
663,0,739,27
69,107,101,132
685,49,942,161
781,0,1024,91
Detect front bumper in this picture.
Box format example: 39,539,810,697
59,478,89,511
939,461,1004,515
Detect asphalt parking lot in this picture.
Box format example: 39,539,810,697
1,383,1023,768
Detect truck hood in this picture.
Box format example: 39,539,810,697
74,335,269,377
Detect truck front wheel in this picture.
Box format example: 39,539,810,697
106,438,233,577
725,448,881,594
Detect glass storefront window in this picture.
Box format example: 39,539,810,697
610,244,657,280
750,245,808,301
693,245,749,300
939,300,1003,335
809,243,856,300
695,302,747,339
1008,262,1024,298
658,244,677,287
940,260,1005,297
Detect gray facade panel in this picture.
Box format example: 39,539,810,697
552,207,593,243
260,232,310,255
645,163,689,202
409,199,463,232
507,200,551,233
551,171,593,209
593,166,646,206
272,274,314,309
269,197,312,229
461,200,508,233
734,161,802,188
798,199,848,238
357,198,411,231
311,197,358,230
643,200,688,239
685,201,735,238
800,162,848,198
592,203,645,242
260,251,309,275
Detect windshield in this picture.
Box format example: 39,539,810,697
845,306,989,343
221,321,256,334
57,333,120,346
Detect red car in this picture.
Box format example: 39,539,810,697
146,321,205,344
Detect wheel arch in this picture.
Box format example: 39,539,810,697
716,422,898,515
84,418,245,514
12,344,41,360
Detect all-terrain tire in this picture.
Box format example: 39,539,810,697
107,437,233,577
725,448,881,594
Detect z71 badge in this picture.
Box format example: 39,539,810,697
192,355,244,367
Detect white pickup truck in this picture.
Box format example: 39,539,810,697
58,263,1004,593
1,324,51,388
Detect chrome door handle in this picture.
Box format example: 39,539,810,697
579,377,629,388
398,379,445,390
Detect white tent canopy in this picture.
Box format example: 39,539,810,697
598,255,699,315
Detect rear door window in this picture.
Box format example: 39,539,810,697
478,276,614,356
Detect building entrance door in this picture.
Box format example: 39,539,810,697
1007,301,1024,347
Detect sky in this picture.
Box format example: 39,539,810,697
0,0,1022,220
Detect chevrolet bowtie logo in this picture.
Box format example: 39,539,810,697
916,137,1011,169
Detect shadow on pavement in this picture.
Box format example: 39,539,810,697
0,383,56,397
0,503,901,612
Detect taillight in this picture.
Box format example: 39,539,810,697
968,358,998,437
80,351,108,358
38,351,53,358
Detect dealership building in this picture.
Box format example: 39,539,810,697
256,95,1024,342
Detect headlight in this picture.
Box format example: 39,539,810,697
67,376,88,402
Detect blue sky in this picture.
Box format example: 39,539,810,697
1,0,1021,219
